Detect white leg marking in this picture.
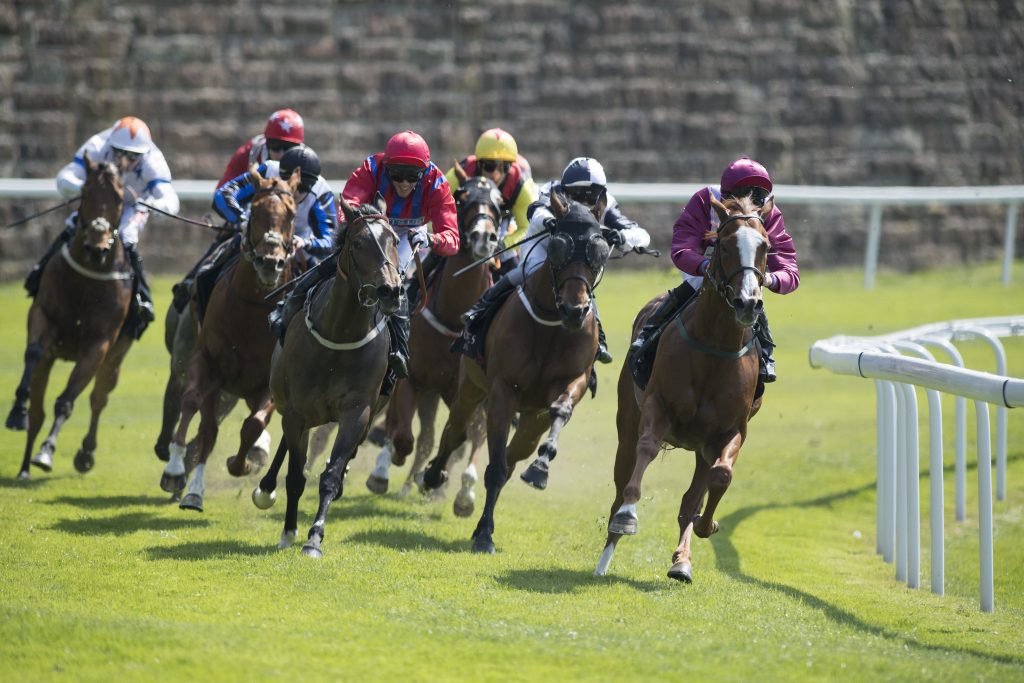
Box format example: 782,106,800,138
595,543,616,576
165,442,186,476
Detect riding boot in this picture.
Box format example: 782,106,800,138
124,242,155,340
405,251,442,311
629,282,696,356
24,221,75,297
755,310,777,383
460,275,516,330
269,256,334,342
596,315,613,364
387,296,411,379
172,228,235,312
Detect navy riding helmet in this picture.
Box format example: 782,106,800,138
280,145,321,193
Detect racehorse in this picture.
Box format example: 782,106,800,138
365,166,501,515
595,194,770,582
5,154,134,479
418,193,610,553
251,197,403,557
159,167,299,509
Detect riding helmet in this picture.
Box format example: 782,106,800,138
280,145,321,193
560,157,607,189
720,157,773,194
264,109,305,145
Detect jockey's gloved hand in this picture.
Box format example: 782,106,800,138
408,226,432,251
542,217,556,232
604,228,625,247
292,235,306,251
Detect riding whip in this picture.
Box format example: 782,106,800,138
412,250,428,316
136,201,233,232
451,230,551,278
4,197,80,229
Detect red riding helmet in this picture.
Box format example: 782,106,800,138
264,109,304,145
720,157,773,194
384,130,431,169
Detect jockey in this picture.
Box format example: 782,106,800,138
628,157,800,387
217,109,305,188
457,156,650,364
200,145,336,303
26,116,179,339
172,109,306,310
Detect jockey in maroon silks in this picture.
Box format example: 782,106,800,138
628,157,800,388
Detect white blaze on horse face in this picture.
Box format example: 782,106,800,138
735,226,766,298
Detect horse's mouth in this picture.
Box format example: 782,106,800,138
558,303,591,330
255,265,284,288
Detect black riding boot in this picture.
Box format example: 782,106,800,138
269,257,334,342
596,314,612,364
172,229,235,312
24,223,75,297
405,251,442,311
387,297,411,379
124,242,155,340
755,310,777,383
460,275,516,330
627,282,696,389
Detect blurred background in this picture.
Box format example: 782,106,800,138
0,0,1021,276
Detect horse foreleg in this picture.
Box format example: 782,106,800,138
610,393,672,537
303,406,368,559
178,390,222,511
226,396,274,477
162,352,217,493
668,454,711,582
694,432,744,538
279,413,310,548
7,304,57,432
420,378,485,493
77,335,131,473
402,392,440,498
453,406,487,517
521,372,590,491
18,353,55,479
471,380,518,554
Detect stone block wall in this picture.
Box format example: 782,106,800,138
1,0,1021,276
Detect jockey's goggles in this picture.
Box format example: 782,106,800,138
564,184,605,207
112,148,142,163
725,185,772,207
387,165,425,184
267,139,300,153
479,159,510,174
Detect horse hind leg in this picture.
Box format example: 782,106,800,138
7,341,46,432
226,399,274,477
694,433,744,539
668,454,711,583
402,392,440,498
177,391,220,511
596,371,642,575
452,406,487,517
305,422,336,476
17,352,56,479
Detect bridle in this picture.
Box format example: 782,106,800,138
335,211,401,308
242,185,296,263
706,212,767,305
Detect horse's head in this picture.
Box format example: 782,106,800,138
337,195,403,315
544,192,610,330
452,163,501,261
77,153,125,267
707,194,772,326
244,165,298,288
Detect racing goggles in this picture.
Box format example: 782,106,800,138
387,165,425,184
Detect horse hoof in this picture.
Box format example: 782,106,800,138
693,514,720,538
17,469,30,481
520,459,548,490
153,443,170,462
453,488,475,518
367,425,387,447
5,406,27,431
31,450,53,473
160,472,186,494
608,509,638,536
471,537,495,554
365,474,389,495
178,493,204,512
278,530,297,549
667,561,693,583
390,452,407,467
301,543,323,559
252,486,276,510
418,468,447,493
225,455,252,477
73,449,94,473
398,482,413,498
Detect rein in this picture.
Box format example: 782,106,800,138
136,201,227,232
334,211,400,308
4,197,80,229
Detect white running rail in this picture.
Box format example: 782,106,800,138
809,316,1024,612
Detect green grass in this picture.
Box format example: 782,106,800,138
0,263,1022,682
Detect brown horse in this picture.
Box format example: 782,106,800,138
252,197,403,557
418,194,610,553
365,167,501,514
159,167,299,510
6,154,133,478
595,194,770,582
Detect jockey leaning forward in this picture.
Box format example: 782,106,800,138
456,156,650,365
628,156,800,389
26,116,180,340
271,130,459,380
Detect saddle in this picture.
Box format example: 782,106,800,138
195,253,241,323
449,284,516,365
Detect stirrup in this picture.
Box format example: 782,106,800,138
596,345,613,364
389,352,410,379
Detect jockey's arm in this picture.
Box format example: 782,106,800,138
302,189,337,255
764,211,800,294
601,197,650,251
670,191,713,276
213,169,258,223
423,176,459,257
56,160,86,198
143,180,180,217
506,176,539,247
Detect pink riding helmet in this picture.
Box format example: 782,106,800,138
720,157,773,194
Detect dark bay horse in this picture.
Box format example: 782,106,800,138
365,167,501,515
252,197,403,557
6,154,133,478
159,167,299,510
595,194,770,582
418,194,610,553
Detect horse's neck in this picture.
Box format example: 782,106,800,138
432,253,490,326
522,265,557,311
228,256,270,298
315,269,377,337
688,286,752,350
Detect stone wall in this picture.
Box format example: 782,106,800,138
1,0,1022,276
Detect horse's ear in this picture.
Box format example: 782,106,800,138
338,196,357,224
549,189,567,219
83,150,96,174
709,195,730,223
248,163,264,185
286,167,302,193
759,195,775,220
374,192,387,215
452,159,468,184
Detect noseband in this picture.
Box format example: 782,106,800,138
336,212,400,308
707,213,767,304
243,186,296,262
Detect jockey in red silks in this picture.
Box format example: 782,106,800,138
629,157,800,388
217,109,305,189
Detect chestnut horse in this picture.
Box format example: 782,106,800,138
159,167,299,510
595,194,770,582
6,155,133,478
418,194,610,553
365,168,501,514
252,197,403,557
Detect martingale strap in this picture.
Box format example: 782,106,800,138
60,243,132,281
674,315,755,359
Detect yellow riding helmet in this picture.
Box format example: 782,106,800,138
474,128,518,162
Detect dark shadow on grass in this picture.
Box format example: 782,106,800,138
50,511,210,536
144,539,278,561
47,494,172,509
259,490,425,524
344,527,471,553
708,466,1024,666
0,474,70,489
496,567,664,594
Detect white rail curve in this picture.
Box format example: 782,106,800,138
2,179,1023,288
809,316,1024,612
